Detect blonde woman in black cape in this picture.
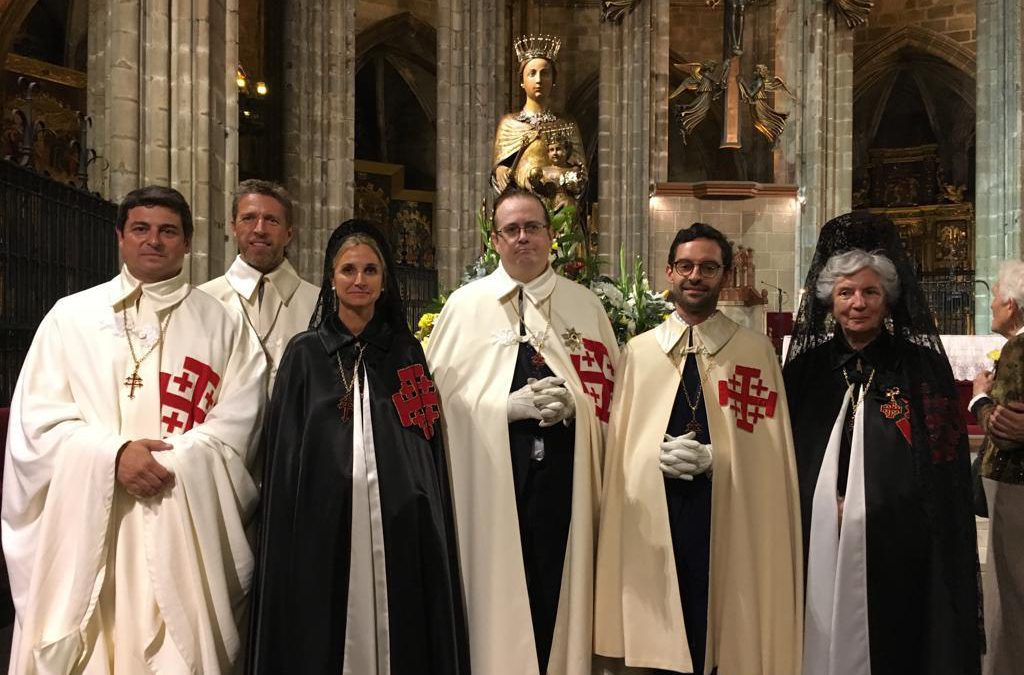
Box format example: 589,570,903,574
247,220,469,674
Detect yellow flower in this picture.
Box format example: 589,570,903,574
988,349,1001,363
551,241,560,251
418,313,437,330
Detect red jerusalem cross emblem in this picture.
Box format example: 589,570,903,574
159,357,221,435
570,338,615,423
717,365,777,432
391,364,441,440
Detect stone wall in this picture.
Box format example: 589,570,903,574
649,189,800,309
86,0,239,283
527,4,602,115
357,0,436,33
854,0,976,55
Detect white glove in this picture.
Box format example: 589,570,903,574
508,382,552,423
506,377,575,426
531,376,575,428
659,432,713,480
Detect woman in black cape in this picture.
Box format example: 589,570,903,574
247,220,469,674
783,211,980,675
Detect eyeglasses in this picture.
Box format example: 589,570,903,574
670,259,723,278
495,223,546,240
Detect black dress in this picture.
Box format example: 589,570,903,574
784,330,980,675
247,311,469,674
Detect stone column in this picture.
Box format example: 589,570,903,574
975,0,1023,333
434,0,507,290
598,0,670,274
87,0,239,283
775,0,853,288
282,0,356,283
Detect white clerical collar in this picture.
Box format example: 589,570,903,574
225,255,302,304
493,262,556,304
111,265,189,312
655,309,737,356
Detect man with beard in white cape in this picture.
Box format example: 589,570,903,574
3,186,266,675
427,188,619,675
594,223,802,675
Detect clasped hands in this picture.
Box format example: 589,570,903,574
116,439,175,498
507,376,576,427
659,432,713,480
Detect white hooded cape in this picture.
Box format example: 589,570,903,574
3,268,266,674
426,264,619,675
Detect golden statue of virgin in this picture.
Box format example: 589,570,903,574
491,35,588,201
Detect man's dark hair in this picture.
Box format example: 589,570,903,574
116,185,193,242
231,178,293,224
492,185,551,230
668,222,733,271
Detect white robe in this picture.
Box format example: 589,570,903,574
3,267,267,675
426,264,619,675
199,256,319,392
594,313,803,675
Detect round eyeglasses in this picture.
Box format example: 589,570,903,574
670,260,723,278
495,223,546,240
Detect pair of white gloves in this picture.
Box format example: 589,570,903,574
660,431,713,480
507,376,575,427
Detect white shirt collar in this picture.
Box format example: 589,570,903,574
111,265,189,312
224,255,302,303
655,309,737,356
1016,324,1024,337
492,262,557,304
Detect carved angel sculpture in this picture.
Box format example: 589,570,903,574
739,64,796,146
602,0,641,23
831,0,874,28
670,61,727,145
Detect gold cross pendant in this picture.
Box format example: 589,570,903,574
124,370,143,399
337,394,353,421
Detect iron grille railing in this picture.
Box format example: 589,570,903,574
0,159,119,405
919,270,976,335
394,264,438,331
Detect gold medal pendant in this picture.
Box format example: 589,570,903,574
880,387,903,420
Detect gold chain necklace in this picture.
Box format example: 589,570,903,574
121,305,171,400
335,343,367,421
517,286,554,368
842,366,876,422
681,379,703,435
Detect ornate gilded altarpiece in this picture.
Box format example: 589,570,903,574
353,160,438,327
1,54,87,184
858,144,975,333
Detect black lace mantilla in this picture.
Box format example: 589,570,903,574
786,210,946,365
309,219,411,337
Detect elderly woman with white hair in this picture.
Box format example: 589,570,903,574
972,260,1024,675
784,212,980,675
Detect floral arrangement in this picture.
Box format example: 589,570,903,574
417,202,672,346
591,249,674,345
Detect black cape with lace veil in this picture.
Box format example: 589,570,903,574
782,211,981,675
247,220,469,674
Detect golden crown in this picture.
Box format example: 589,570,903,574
540,123,576,145
514,34,561,64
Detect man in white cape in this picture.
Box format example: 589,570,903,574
3,186,266,675
199,179,318,392
594,223,802,675
427,188,619,675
